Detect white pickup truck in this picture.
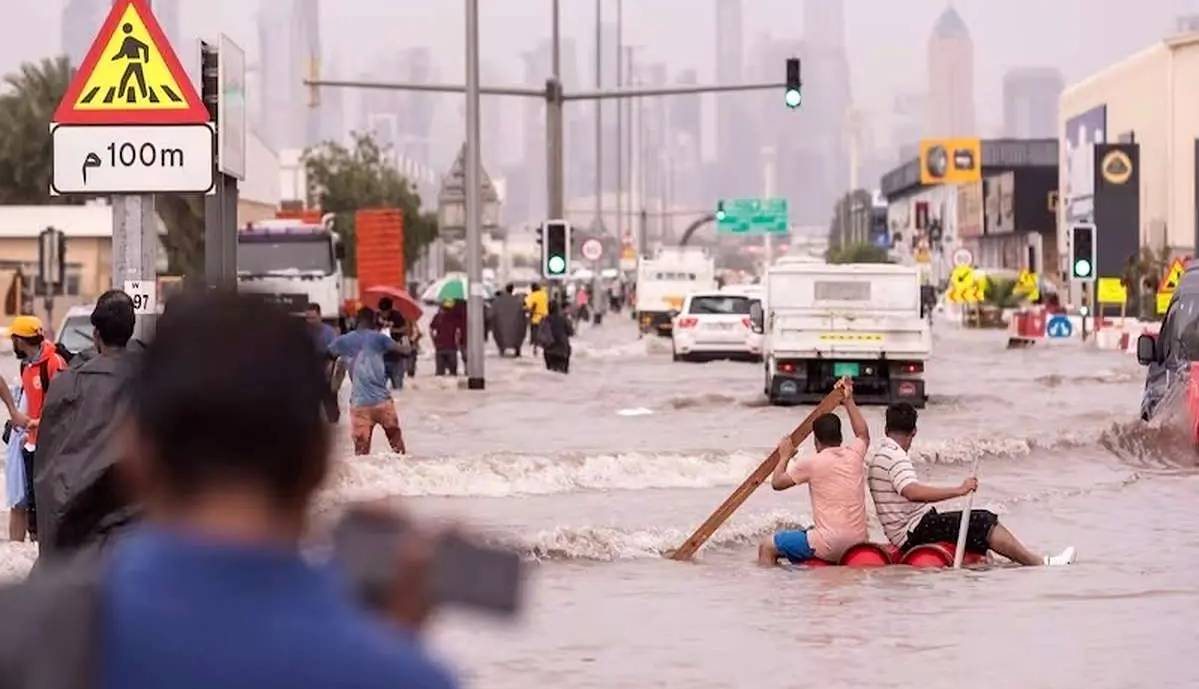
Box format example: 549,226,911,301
755,262,931,407
635,247,717,336
236,218,346,327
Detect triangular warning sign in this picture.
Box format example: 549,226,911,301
1159,257,1188,293
53,0,207,125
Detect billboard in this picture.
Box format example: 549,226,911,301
920,138,982,185
1064,105,1106,222
1093,143,1140,279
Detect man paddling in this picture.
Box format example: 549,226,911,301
758,378,869,566
867,402,1075,566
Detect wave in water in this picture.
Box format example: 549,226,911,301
501,509,808,562
325,450,764,503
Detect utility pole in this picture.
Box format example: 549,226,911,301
594,0,603,238
464,0,485,389
615,0,623,268
547,0,564,220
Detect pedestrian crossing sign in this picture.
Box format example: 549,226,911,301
53,0,208,125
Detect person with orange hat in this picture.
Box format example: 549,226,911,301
6,315,68,541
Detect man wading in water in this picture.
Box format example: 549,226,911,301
759,378,869,566
867,403,1076,566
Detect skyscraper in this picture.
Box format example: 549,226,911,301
926,5,976,137
61,0,108,67
669,69,703,208
257,0,322,151
1003,67,1064,139
714,0,750,195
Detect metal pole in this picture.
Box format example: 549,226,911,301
625,47,634,257
546,0,564,220
113,195,157,341
615,0,623,267
552,0,560,80
594,0,603,236
465,0,485,390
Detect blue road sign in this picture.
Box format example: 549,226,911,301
1046,314,1073,339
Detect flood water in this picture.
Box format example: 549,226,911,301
2,317,1196,688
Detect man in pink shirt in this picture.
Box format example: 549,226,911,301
758,378,870,566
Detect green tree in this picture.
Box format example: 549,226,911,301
826,241,891,264
303,132,438,277
0,57,75,204
0,56,205,278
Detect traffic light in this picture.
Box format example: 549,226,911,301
1071,224,1096,280
542,219,571,279
784,58,802,109
715,200,727,222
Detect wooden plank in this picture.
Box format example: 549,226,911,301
669,389,845,561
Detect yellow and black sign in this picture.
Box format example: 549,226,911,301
1101,149,1133,185
52,0,208,124
1015,269,1040,303
919,138,982,185
1156,257,1188,314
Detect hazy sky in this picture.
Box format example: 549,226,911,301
5,0,1199,166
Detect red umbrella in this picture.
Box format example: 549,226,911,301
362,286,423,322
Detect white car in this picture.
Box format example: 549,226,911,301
671,292,763,362
56,304,96,356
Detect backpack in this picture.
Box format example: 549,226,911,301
37,343,73,394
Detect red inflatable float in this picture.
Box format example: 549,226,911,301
798,542,985,568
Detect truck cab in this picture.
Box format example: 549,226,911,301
757,262,931,407
237,219,346,326
635,247,717,336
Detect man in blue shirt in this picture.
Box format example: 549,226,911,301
107,293,452,689
305,302,341,423
330,307,408,455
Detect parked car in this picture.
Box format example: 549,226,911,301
56,304,96,357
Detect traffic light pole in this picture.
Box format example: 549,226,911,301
464,0,485,389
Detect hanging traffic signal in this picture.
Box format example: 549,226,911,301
542,219,571,279
715,200,727,222
1071,224,1096,280
784,57,802,109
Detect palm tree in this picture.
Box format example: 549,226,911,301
0,57,75,204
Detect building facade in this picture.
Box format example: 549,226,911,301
1059,32,1199,266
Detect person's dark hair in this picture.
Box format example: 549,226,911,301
129,292,328,507
885,403,918,436
356,307,376,328
91,290,136,347
812,413,843,446
505,283,515,294
377,297,393,311
532,282,541,292
306,302,321,315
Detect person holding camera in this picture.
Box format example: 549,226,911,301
0,293,456,689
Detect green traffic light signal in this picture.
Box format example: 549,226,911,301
1073,259,1092,279
547,255,567,275
784,88,801,108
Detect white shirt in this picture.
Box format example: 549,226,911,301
867,437,932,546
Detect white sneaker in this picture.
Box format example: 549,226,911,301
1043,546,1076,566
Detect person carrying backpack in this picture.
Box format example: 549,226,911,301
5,315,68,541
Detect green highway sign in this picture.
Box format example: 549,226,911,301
715,197,790,235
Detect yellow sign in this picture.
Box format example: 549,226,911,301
1014,269,1040,303
1159,257,1187,293
1101,149,1133,185
1157,291,1173,314
919,138,982,185
948,265,983,304
818,333,883,342
1096,277,1127,305
53,0,208,125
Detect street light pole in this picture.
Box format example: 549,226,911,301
594,0,603,237
546,0,564,220
464,0,485,390
615,0,623,267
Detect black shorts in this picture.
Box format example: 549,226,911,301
904,508,998,555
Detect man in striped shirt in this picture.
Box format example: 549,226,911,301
867,403,1075,566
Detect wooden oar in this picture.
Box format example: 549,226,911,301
952,458,982,569
670,388,845,561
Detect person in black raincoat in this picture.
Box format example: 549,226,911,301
541,300,574,374
33,291,141,564
491,284,527,357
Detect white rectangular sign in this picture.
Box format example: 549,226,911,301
218,34,246,180
123,280,157,315
51,123,214,194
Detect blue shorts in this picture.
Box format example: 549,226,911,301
773,530,816,563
